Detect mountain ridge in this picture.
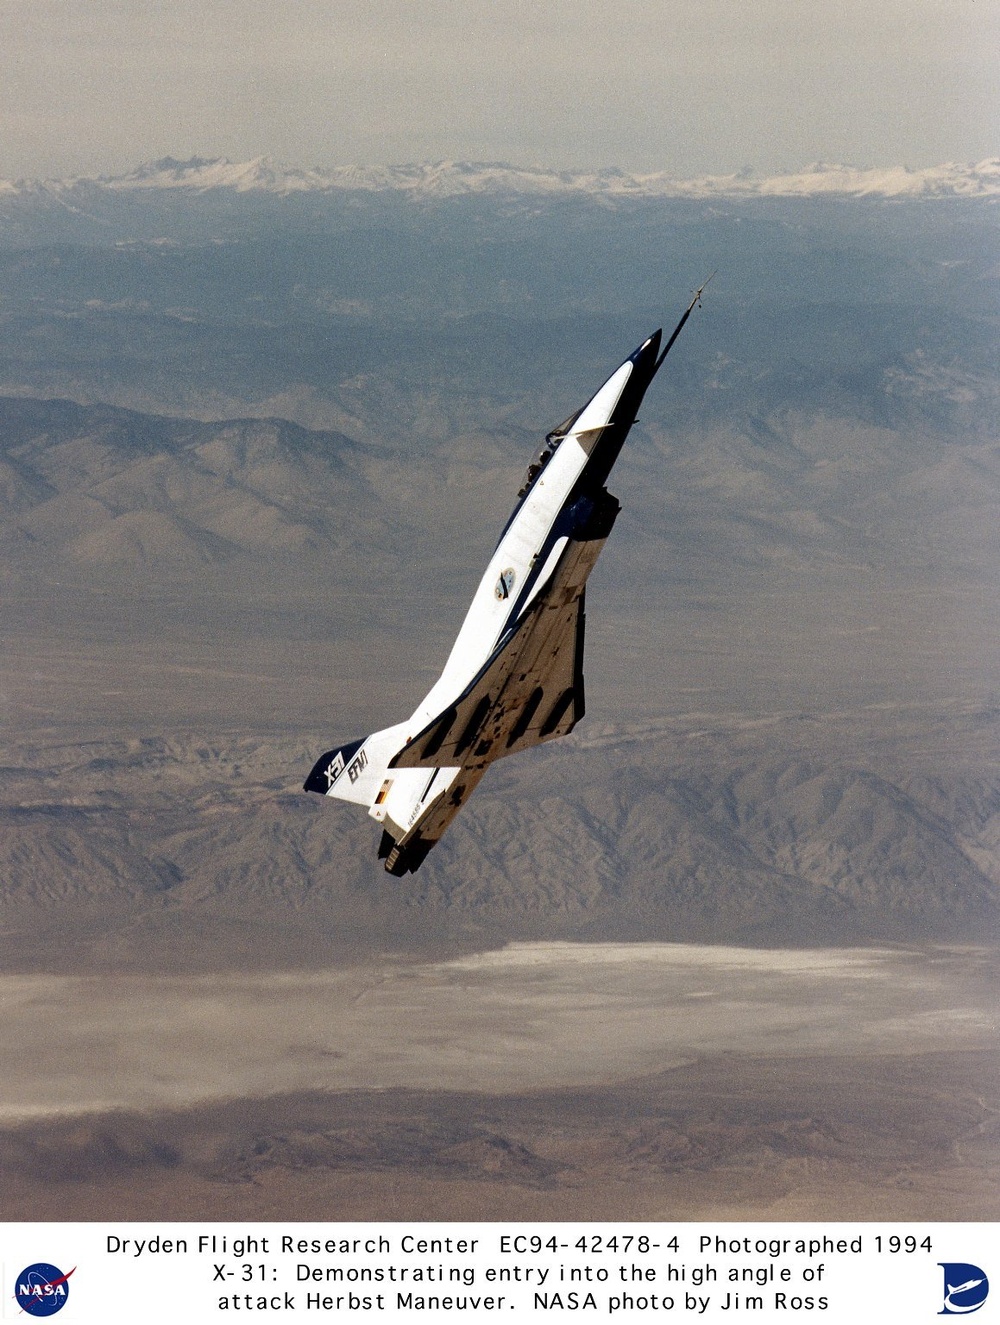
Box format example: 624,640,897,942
3,155,999,201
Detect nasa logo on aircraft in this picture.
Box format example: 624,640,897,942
494,568,516,600
939,1263,989,1315
14,1263,74,1316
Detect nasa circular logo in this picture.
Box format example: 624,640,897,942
939,1262,989,1315
14,1263,74,1317
494,568,516,600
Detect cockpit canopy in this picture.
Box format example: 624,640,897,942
517,443,555,498
516,408,582,499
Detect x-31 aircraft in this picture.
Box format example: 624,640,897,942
305,285,709,874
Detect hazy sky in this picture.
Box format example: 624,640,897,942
2,0,996,178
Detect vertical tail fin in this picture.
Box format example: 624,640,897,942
303,722,408,806
304,722,470,874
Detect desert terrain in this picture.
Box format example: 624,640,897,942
0,165,997,1220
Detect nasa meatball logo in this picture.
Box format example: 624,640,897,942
939,1262,989,1315
14,1263,74,1317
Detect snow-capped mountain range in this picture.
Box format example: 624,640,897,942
3,155,999,200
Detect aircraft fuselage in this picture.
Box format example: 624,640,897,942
305,297,703,874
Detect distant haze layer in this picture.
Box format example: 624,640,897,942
1,0,996,176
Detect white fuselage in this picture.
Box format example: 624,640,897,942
308,334,659,861
363,355,637,840
334,355,636,837
305,306,702,874
411,356,635,731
